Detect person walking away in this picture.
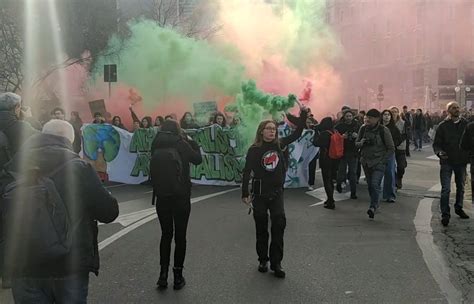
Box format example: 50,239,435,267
433,102,470,227
2,119,118,302
241,108,308,278
356,109,395,219
335,109,360,199
381,110,402,202
390,107,408,189
413,109,426,151
150,120,202,289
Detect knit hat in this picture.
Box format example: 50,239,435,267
42,119,75,144
366,109,381,118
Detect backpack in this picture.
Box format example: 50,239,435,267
2,160,75,270
150,146,184,201
327,130,344,159
0,129,12,169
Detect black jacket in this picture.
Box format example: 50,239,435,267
335,120,361,155
0,110,38,155
433,118,469,165
384,122,403,148
242,127,305,198
460,121,474,158
413,114,426,131
150,132,202,192
2,133,119,277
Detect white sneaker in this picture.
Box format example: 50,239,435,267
308,186,314,191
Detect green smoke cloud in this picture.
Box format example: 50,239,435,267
92,19,245,107
228,80,298,147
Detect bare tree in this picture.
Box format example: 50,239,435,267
0,5,23,92
141,0,221,39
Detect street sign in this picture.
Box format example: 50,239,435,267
377,93,384,101
104,64,117,82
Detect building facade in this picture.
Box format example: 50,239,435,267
327,0,474,111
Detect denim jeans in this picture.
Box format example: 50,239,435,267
440,163,466,217
383,153,396,201
337,153,358,195
363,162,385,210
12,273,89,304
414,129,423,149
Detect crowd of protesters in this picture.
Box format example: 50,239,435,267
0,90,473,301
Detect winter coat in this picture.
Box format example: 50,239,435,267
0,110,38,155
150,132,202,193
434,118,469,165
335,120,361,155
2,133,119,277
356,124,395,168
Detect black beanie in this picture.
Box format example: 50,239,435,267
366,109,381,118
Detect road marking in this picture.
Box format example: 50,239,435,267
98,188,239,251
105,183,128,189
427,155,438,160
307,176,365,207
414,184,462,304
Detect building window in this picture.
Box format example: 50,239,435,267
438,68,457,86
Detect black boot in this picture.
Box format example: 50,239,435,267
156,266,168,288
173,267,186,290
270,264,286,278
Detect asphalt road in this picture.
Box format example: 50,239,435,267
1,146,473,303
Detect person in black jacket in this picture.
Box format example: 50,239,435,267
150,120,202,290
242,108,308,278
433,102,470,227
461,119,474,205
381,110,402,202
3,119,118,302
314,117,339,208
413,108,426,151
335,110,360,199
402,105,412,157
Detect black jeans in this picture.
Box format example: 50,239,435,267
320,157,337,202
337,153,357,195
12,273,89,304
308,155,318,186
156,194,191,268
253,191,286,266
395,150,407,187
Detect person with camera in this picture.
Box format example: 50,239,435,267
433,101,470,227
241,108,308,278
335,109,360,199
356,109,394,219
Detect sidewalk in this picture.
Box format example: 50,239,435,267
430,179,473,303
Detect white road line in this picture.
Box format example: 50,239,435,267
105,183,128,189
307,175,365,207
414,184,462,304
98,188,239,251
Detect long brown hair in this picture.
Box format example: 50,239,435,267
253,120,279,147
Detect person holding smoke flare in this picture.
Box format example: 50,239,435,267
241,107,308,278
